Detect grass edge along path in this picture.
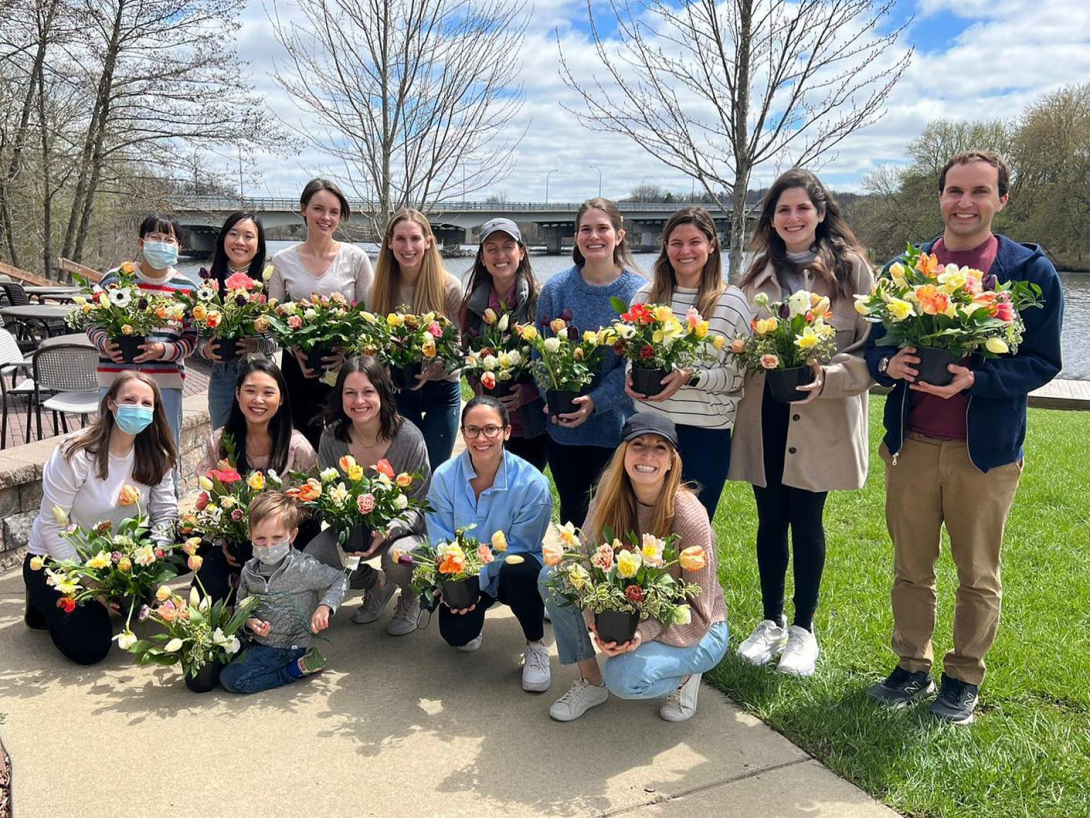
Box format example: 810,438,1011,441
704,397,1089,818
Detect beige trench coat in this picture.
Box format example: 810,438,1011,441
728,252,875,491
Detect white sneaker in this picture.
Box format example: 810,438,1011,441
549,678,609,722
521,641,551,692
386,591,420,636
457,634,483,652
777,625,819,677
351,581,396,624
736,618,788,666
660,673,701,722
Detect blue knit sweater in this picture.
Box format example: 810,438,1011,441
536,265,644,448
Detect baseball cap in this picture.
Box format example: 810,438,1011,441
621,413,679,449
479,218,522,243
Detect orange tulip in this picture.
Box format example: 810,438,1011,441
678,545,706,571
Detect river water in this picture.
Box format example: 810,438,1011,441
179,241,1090,381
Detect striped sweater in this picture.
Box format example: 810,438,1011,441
629,283,751,430
88,266,197,391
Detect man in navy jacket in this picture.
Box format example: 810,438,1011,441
864,150,1063,724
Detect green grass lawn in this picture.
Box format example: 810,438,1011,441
704,397,1090,818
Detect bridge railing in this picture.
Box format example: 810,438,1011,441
173,196,734,215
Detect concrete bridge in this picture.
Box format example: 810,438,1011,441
173,196,747,255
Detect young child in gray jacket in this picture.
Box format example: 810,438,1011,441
220,492,348,694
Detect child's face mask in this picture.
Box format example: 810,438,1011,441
254,540,291,565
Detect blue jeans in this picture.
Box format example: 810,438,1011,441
207,361,239,430
395,378,461,471
220,643,307,694
676,423,732,521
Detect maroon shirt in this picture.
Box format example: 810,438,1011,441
907,235,999,440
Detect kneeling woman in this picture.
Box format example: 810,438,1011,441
540,414,728,722
425,396,553,692
24,372,178,665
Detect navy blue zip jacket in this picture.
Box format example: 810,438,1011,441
863,235,1064,472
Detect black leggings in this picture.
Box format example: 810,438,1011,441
23,554,114,665
439,555,544,646
506,434,548,472
753,383,828,631
546,441,614,529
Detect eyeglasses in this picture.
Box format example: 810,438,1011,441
144,233,178,244
462,424,504,439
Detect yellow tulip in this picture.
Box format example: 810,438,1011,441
616,549,642,578
653,305,674,322
887,298,915,321
30,555,45,571
713,335,727,351
491,530,508,552
247,472,266,491
679,545,706,571
985,337,1009,354
198,475,214,491
156,585,172,602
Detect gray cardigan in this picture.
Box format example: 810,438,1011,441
317,418,431,541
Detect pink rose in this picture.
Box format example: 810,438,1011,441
287,315,302,329
476,543,495,565
357,493,376,514
429,321,443,338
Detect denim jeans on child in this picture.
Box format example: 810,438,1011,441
219,643,307,694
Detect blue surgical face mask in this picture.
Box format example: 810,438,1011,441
255,540,291,565
142,240,178,270
114,404,154,435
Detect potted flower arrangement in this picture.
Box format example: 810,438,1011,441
402,526,510,611
854,244,1045,386
27,486,186,646
726,290,838,402
463,308,533,399
288,456,429,567
124,581,260,692
518,318,607,418
179,267,274,363
543,522,703,645
382,308,463,389
606,298,723,397
65,267,185,363
265,291,364,372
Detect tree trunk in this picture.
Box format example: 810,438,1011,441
727,0,753,283
38,66,53,278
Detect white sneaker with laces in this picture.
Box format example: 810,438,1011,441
351,581,396,624
457,634,483,652
736,618,788,666
549,678,609,721
521,641,551,692
386,591,420,636
660,673,701,722
777,625,819,677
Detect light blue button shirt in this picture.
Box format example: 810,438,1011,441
426,448,553,596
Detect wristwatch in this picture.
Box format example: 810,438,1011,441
878,356,891,375
688,370,702,387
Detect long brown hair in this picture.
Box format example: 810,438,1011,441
372,209,452,317
650,207,725,318
741,169,865,302
585,440,690,542
323,355,404,443
459,232,539,331
63,371,177,486
572,198,640,273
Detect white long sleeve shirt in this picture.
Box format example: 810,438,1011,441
28,441,178,560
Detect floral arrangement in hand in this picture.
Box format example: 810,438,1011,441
853,243,1043,359
179,266,274,359
727,290,838,372
65,267,184,341
543,522,702,635
519,315,608,393
264,291,365,370
401,526,512,611
382,308,463,381
124,581,260,680
28,486,184,645
463,308,533,395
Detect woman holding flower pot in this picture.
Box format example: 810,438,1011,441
372,209,464,470
539,413,727,722
195,357,318,601
201,212,278,430
624,207,751,520
536,198,643,527
425,396,553,692
304,356,431,636
728,169,875,677
459,218,548,471
268,179,375,447
23,371,178,665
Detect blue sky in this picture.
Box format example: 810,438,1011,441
227,0,1090,201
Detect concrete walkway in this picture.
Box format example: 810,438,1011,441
0,568,897,818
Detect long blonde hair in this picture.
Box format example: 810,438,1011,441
585,440,690,542
372,209,452,316
650,207,725,318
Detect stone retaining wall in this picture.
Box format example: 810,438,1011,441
0,395,210,572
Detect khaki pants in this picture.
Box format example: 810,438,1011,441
881,434,1022,685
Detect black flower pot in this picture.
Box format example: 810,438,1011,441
483,379,513,400
765,366,815,403
115,334,146,364
631,367,669,397
344,523,373,559
214,337,239,363
440,575,480,610
914,346,957,387
595,610,639,645
546,389,581,418
185,660,224,693
388,362,422,390
305,344,333,373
